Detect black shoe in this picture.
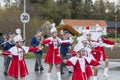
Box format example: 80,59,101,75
35,68,39,71
61,72,65,74
68,71,73,74
40,67,44,72
4,72,7,76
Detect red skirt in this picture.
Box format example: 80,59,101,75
72,72,87,80
8,56,28,78
92,46,107,61
86,65,93,77
45,48,62,64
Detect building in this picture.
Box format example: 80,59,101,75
60,19,107,35
106,21,120,36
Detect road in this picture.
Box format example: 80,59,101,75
0,56,120,80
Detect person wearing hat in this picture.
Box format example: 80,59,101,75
42,24,63,80
60,30,73,74
5,29,41,80
42,24,72,80
88,26,115,80
81,39,94,80
63,45,99,80
30,29,44,72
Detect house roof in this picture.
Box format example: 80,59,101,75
61,19,107,27
106,21,120,28
56,25,80,36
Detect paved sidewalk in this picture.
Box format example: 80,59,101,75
0,56,120,80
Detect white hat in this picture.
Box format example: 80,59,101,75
16,28,21,35
14,29,23,43
50,27,57,33
13,35,23,43
86,31,91,35
96,27,102,31
51,23,56,27
81,38,89,43
74,44,84,53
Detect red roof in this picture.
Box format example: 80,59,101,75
62,19,107,27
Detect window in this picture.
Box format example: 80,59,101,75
82,27,84,30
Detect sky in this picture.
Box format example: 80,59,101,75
92,0,119,3
0,0,119,7
0,0,16,7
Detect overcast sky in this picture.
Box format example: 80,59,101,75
92,0,119,3
0,0,119,6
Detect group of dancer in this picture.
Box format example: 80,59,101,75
0,23,115,80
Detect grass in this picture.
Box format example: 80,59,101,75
0,51,46,59
24,52,46,59
108,37,120,43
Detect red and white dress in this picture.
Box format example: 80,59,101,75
65,56,99,80
84,46,96,77
43,37,72,64
92,37,115,61
7,46,38,78
43,37,62,64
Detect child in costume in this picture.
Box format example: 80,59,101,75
42,23,72,80
91,26,115,80
63,46,99,80
6,29,40,80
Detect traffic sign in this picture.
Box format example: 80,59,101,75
20,13,30,23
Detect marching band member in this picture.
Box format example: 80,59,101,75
60,30,73,74
5,29,41,80
63,45,99,80
42,23,73,80
31,29,44,72
91,26,115,80
42,24,62,80
0,33,9,75
81,39,95,80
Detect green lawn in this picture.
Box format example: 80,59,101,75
24,53,46,59
0,52,46,59
108,38,120,43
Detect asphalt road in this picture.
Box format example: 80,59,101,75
0,56,120,80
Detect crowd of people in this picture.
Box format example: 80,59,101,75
0,23,115,80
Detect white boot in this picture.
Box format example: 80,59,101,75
93,76,98,80
47,73,51,80
89,76,93,80
103,68,109,77
57,72,61,80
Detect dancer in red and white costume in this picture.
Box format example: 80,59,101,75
64,46,99,80
90,26,115,80
81,39,96,80
6,29,40,80
42,23,72,80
